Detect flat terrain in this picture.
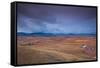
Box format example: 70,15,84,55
17,36,96,65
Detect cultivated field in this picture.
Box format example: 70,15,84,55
17,36,96,65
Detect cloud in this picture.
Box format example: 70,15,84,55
17,14,96,34
17,3,96,34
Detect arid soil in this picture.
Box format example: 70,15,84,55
17,36,96,65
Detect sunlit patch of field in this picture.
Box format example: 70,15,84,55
17,36,96,65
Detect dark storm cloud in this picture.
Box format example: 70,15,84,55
17,3,96,34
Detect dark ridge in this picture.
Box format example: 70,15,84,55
17,32,96,37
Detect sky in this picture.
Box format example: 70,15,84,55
17,3,97,34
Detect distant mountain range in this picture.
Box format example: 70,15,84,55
17,32,96,36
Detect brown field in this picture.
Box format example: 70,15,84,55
17,36,96,65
